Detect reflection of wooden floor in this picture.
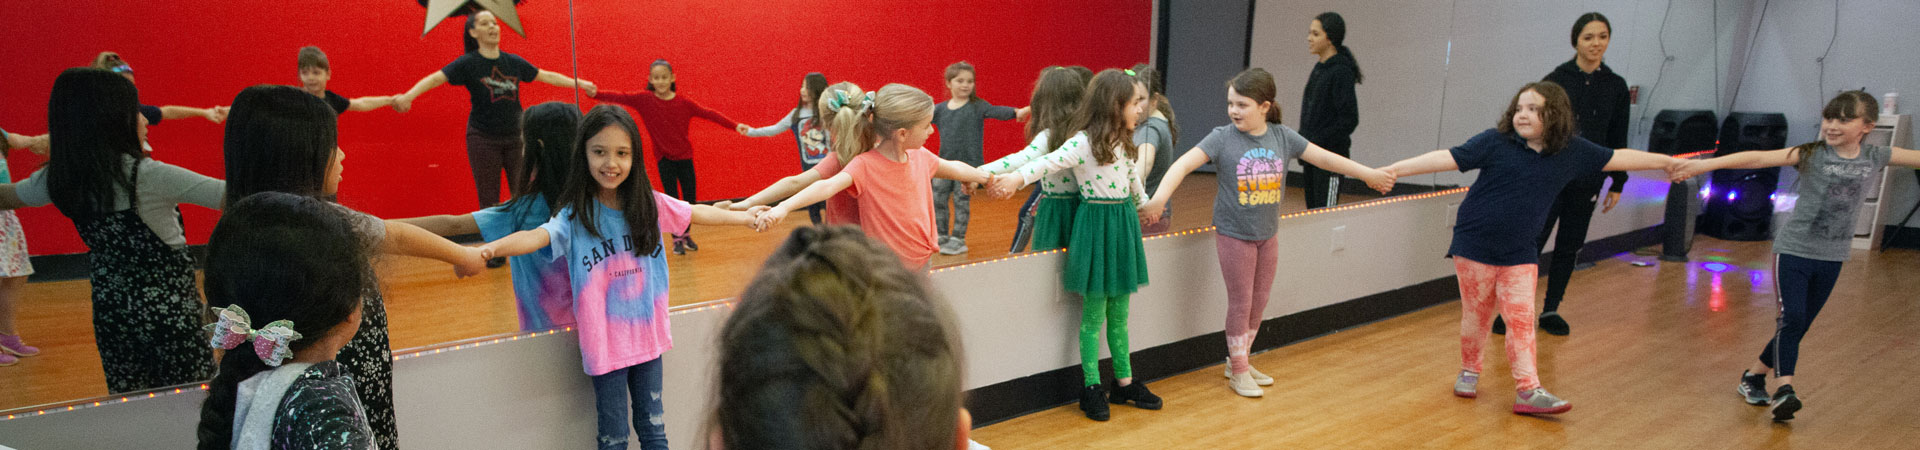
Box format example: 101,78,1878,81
0,175,1392,411
972,238,1920,449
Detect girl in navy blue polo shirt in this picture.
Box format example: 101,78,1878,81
1384,81,1680,415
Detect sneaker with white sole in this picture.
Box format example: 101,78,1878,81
1227,371,1264,398
1737,371,1770,406
1512,388,1572,415
1454,371,1480,398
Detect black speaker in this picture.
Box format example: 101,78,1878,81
1700,112,1790,241
1649,110,1718,155
1716,112,1790,156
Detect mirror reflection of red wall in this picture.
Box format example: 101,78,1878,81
1,0,1150,255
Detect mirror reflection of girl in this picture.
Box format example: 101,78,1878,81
1137,68,1391,398
193,192,377,450
932,62,1031,255
753,84,995,272
719,82,867,226
1129,64,1179,235
0,68,228,393
1492,12,1632,337
589,60,743,255
393,10,597,209
980,67,1087,254
734,73,833,224
0,128,40,367
1670,91,1920,422
221,85,491,448
481,105,761,450
1383,81,1681,415
90,51,230,128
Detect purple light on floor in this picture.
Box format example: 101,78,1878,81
1700,184,1713,200
1727,191,1739,202
1749,270,1766,288
1703,262,1732,273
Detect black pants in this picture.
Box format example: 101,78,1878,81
657,157,696,202
1302,161,1344,209
467,130,525,207
1533,175,1604,312
1008,188,1043,253
1758,253,1841,377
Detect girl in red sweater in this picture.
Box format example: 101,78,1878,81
590,59,740,254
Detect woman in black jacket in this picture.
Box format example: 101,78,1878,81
1299,12,1363,208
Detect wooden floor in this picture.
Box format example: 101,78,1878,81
970,238,1920,449
2,174,1394,411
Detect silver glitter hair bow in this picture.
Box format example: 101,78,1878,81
205,305,304,367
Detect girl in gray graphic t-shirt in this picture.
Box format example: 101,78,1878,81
1671,90,1920,421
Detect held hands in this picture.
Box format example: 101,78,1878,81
1015,106,1032,122
453,246,490,279
206,106,230,124
579,80,598,98
1667,158,1708,183
1361,167,1397,194
987,172,1025,199
1137,198,1166,225
751,207,789,232
735,124,752,135
392,94,414,113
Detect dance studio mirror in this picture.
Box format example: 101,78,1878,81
0,1,1462,412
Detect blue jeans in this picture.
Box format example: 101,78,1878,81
592,358,667,450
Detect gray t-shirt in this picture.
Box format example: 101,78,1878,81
1196,124,1309,241
14,155,225,247
931,99,1018,166
1773,144,1892,261
1135,116,1176,196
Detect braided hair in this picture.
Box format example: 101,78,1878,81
712,226,966,450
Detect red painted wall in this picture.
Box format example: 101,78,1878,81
0,0,1150,255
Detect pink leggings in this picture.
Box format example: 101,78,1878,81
1454,258,1541,392
1217,234,1278,374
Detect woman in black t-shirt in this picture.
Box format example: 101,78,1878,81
393,10,596,208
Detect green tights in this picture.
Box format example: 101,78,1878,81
1079,294,1132,386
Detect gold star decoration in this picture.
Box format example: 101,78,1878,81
421,0,526,38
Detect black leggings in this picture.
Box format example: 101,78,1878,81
657,158,696,203
467,130,525,207
1759,253,1842,377
1533,175,1605,312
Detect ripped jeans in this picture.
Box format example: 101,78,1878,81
592,357,668,450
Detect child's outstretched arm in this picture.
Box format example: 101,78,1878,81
1668,147,1799,181
758,172,854,230
160,105,227,124
347,95,397,112
935,160,992,185
534,70,596,97
1300,143,1395,193
1138,147,1211,224
1602,149,1682,173
692,204,768,227
381,220,490,278
393,71,449,113
723,169,825,211
480,228,552,259
1382,149,1459,178
392,214,481,237
1887,147,1920,167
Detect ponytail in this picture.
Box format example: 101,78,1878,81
196,348,274,450
817,82,873,164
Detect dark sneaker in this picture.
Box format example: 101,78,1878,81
1491,315,1507,335
1079,385,1110,421
683,235,699,251
1770,385,1801,421
1738,371,1770,406
672,239,686,255
1108,381,1163,410
1539,311,1570,336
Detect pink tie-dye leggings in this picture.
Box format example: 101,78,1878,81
1453,257,1541,392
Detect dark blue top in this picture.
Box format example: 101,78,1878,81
1448,129,1614,265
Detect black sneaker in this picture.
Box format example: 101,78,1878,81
1079,385,1110,421
1770,385,1801,421
486,257,506,269
683,235,699,251
1491,315,1507,335
1737,371,1770,406
1538,312,1570,336
672,239,687,255
1108,381,1163,410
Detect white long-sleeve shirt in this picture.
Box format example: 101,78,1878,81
1010,132,1145,202
983,130,1082,195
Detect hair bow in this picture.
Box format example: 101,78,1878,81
205,305,304,367
859,92,875,112
828,90,850,110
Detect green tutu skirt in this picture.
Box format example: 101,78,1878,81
1062,197,1149,297
1030,193,1079,252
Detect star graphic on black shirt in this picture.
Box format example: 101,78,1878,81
486,66,522,103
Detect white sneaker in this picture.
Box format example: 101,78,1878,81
1223,359,1274,386
1228,371,1264,398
